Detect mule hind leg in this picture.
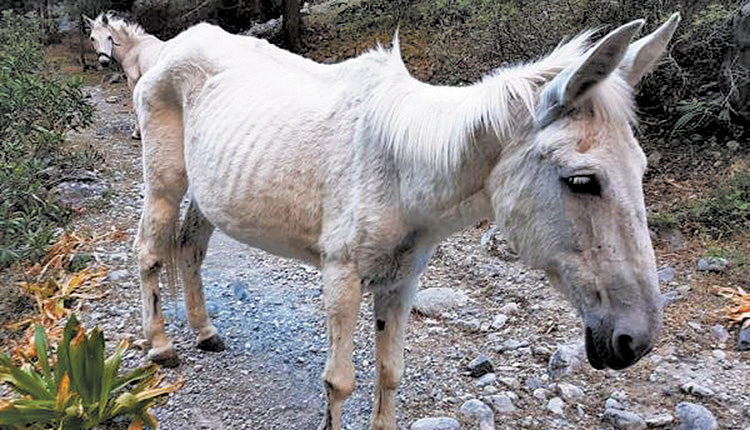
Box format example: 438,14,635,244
135,92,187,368
179,200,225,352
371,278,418,430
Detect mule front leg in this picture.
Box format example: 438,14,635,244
179,201,224,351
319,262,362,430
127,77,141,140
371,278,418,430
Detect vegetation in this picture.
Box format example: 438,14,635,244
0,10,94,268
0,314,181,429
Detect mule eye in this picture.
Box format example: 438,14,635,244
107,35,113,40
90,37,94,41
563,175,601,196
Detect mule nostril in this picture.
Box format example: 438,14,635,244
615,333,636,362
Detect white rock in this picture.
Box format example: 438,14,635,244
644,413,674,427
413,288,469,317
680,382,715,398
603,408,646,430
675,402,718,430
555,382,584,402
460,399,495,430
490,313,508,330
546,397,565,416
410,417,460,430
488,393,516,415
499,302,520,315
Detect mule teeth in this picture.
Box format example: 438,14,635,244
569,176,591,185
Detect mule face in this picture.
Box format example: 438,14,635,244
490,14,680,370
84,15,115,67
521,113,659,370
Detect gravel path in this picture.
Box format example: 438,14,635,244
59,80,750,430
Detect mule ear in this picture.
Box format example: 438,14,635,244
83,14,95,29
536,20,644,128
101,13,109,26
619,12,681,86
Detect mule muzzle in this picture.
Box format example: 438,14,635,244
584,313,657,370
97,52,112,67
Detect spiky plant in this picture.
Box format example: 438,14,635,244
0,315,180,429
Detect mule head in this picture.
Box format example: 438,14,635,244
491,13,680,370
84,13,116,67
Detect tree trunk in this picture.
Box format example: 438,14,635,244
79,15,87,72
282,0,301,52
732,2,750,122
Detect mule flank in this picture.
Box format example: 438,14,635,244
85,12,164,139
132,13,679,430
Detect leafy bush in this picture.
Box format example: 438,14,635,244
0,314,181,429
0,10,94,268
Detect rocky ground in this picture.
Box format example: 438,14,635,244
2,43,749,429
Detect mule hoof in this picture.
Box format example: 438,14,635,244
197,334,225,352
131,133,141,140
147,347,180,368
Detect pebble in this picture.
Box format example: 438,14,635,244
546,397,565,416
680,382,715,398
675,402,718,430
459,399,495,430
467,354,494,378
739,321,750,351
525,377,542,390
410,417,460,430
413,288,469,317
657,267,676,284
605,398,623,409
533,388,549,400
661,290,682,307
696,257,728,272
710,325,729,343
106,269,129,281
603,408,646,430
488,393,516,414
645,413,674,427
490,313,508,330
474,373,496,388
105,95,119,103
499,302,520,315
555,382,584,402
687,321,702,331
494,339,529,353
548,342,585,380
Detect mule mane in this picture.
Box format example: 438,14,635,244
95,12,146,41
367,32,636,170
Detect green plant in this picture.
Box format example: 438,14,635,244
0,314,180,429
648,211,678,231
0,10,95,269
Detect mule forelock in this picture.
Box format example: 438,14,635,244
94,12,145,39
367,30,636,170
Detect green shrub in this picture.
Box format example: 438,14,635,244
0,10,94,268
0,314,181,429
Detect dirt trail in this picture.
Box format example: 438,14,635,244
59,79,750,430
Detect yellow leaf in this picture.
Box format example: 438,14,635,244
128,417,144,430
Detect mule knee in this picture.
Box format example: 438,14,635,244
378,364,403,391
323,364,356,399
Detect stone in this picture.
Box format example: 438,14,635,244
697,257,728,272
661,291,682,307
548,342,585,380
494,339,529,353
413,288,469,317
710,325,730,343
106,269,128,282
410,417,460,430
467,354,494,378
231,281,252,302
726,140,740,152
490,313,508,330
525,377,542,390
657,267,676,284
499,302,520,315
474,373,496,388
645,413,674,427
605,398,623,410
603,408,647,430
555,382,584,402
680,382,715,398
711,350,726,361
533,388,549,400
460,399,495,430
675,402,718,430
488,393,516,414
687,321,702,331
105,95,119,103
546,397,565,415
739,320,750,351
647,151,662,168
53,181,107,208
